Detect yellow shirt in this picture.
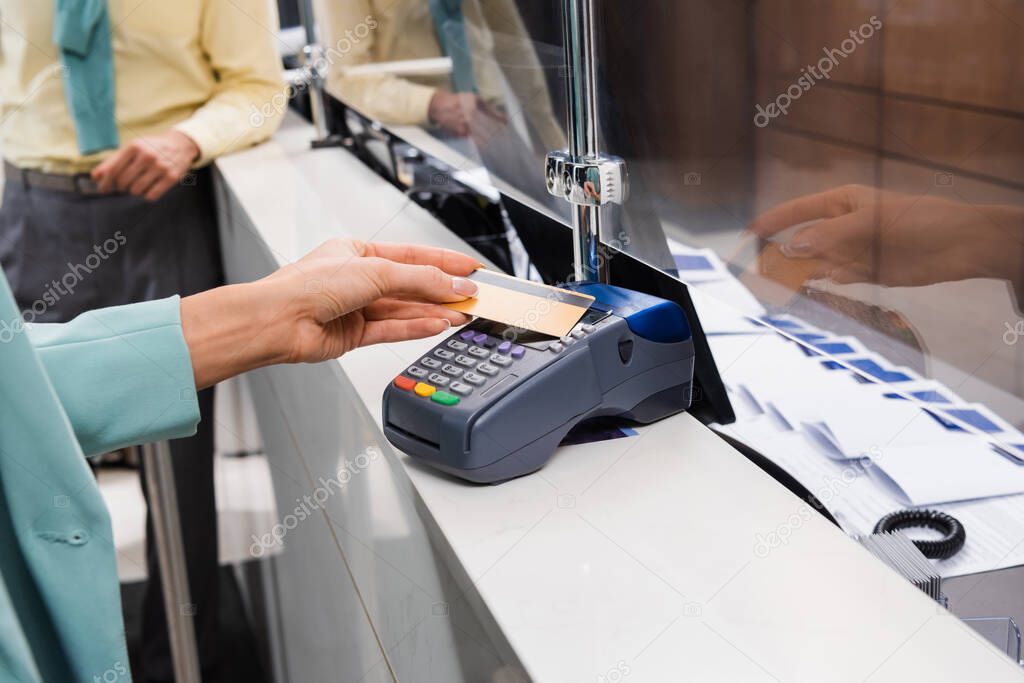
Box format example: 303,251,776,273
0,0,286,173
320,0,564,150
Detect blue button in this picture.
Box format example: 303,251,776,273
460,330,476,341
497,341,512,354
511,345,525,359
472,333,487,345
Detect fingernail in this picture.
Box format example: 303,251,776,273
442,319,452,330
781,239,812,257
452,277,477,297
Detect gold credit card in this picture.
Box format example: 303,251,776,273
444,268,595,338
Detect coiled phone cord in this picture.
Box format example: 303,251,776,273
873,509,966,560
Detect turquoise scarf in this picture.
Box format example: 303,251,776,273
429,0,477,93
53,0,119,154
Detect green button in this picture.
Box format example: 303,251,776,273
430,391,460,406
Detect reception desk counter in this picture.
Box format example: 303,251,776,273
212,112,1023,682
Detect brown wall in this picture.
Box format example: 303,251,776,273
753,0,1024,212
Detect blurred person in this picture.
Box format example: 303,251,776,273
320,0,564,152
0,1,285,680
0,238,479,683
321,0,683,276
747,184,1024,310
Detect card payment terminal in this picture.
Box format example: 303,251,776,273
382,283,695,483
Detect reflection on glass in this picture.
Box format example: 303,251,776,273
320,0,564,189
586,1,1024,437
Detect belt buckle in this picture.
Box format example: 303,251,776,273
74,173,100,196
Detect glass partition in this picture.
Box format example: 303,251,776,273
320,0,1023,439
586,1,1024,436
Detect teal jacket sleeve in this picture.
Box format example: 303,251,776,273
26,296,201,456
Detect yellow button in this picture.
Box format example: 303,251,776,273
414,382,436,397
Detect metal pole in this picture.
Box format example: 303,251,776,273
141,441,202,683
296,0,340,147
562,0,609,283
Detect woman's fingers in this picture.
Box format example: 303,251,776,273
778,210,872,260
360,317,453,347
296,240,480,280
362,241,481,276
827,262,873,284
360,258,478,303
364,298,470,325
748,185,864,237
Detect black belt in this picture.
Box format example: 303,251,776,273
4,160,104,196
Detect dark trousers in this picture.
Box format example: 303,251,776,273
0,168,223,681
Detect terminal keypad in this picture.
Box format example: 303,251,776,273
393,329,531,406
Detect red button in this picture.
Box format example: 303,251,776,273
393,376,416,391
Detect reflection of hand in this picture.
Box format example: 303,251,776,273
181,239,480,388
91,130,199,201
582,180,600,201
428,90,508,143
748,184,1024,287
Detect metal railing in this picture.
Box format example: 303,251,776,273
140,440,202,683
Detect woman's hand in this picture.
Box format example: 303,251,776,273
747,184,1024,287
180,239,481,389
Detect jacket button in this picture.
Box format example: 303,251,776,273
37,529,90,546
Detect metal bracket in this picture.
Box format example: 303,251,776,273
296,1,344,149
545,151,628,206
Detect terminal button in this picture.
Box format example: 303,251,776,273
548,342,564,353
463,372,485,386
407,366,428,378
582,324,596,333
497,340,512,354
450,382,472,396
571,328,585,339
414,382,435,397
459,330,476,341
394,376,417,391
482,336,498,348
472,333,488,345
447,340,468,351
430,391,460,406
510,345,525,359
422,357,442,369
427,373,450,386
560,336,575,346
455,354,476,367
489,354,511,367
468,346,489,358
434,349,455,360
442,363,464,377
477,363,499,376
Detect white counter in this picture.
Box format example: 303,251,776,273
213,112,1024,682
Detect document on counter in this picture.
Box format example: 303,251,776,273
688,287,766,336
711,313,1024,578
802,393,953,460
865,434,1024,505
718,417,1024,578
668,239,767,317
667,239,732,282
878,379,958,405
707,334,811,389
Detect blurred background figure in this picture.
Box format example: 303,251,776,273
0,1,285,681
319,0,564,155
